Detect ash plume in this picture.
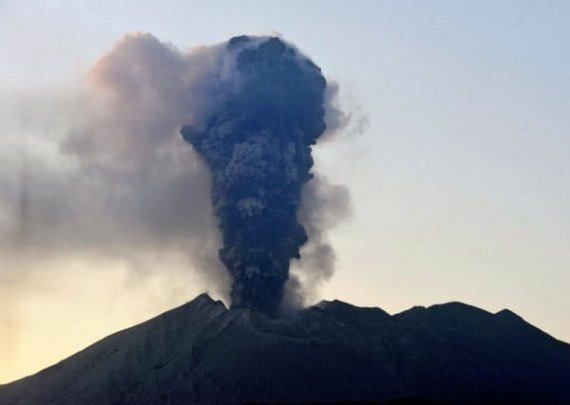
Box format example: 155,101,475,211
181,35,331,314
0,33,350,319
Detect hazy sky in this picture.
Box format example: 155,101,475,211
1,0,569,383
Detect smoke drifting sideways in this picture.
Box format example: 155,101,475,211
1,33,228,305
0,33,351,317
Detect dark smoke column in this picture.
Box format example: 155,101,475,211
181,36,327,315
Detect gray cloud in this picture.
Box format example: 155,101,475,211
0,33,229,300
286,175,352,307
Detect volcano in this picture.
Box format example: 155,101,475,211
1,294,569,404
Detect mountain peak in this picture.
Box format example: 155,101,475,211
187,292,224,308
495,308,523,321
149,292,226,324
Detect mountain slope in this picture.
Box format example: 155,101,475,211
1,294,569,404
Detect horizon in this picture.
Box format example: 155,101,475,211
1,1,569,384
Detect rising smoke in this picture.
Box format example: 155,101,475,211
1,33,351,317
181,35,332,314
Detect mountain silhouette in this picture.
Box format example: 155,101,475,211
1,294,569,404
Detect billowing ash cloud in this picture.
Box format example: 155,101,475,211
181,36,331,314
0,33,351,318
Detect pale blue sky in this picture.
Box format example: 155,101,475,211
1,0,569,382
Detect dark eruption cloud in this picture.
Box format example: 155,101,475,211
181,36,332,314
0,33,350,317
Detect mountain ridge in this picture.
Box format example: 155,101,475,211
1,294,569,404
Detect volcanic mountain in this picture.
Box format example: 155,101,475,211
1,294,569,404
